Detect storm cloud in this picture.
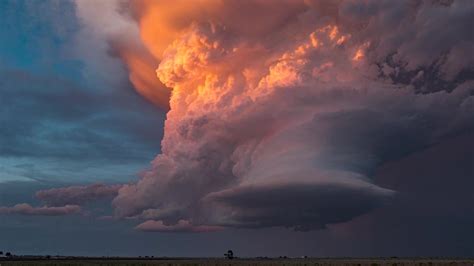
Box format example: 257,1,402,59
3,0,473,234
101,0,474,230
0,0,473,257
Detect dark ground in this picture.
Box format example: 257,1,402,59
1,258,474,266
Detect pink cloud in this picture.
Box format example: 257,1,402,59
0,203,81,216
36,183,121,206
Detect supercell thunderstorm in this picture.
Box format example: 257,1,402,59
7,0,469,232
107,0,474,231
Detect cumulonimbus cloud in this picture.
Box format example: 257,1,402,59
0,203,81,216
71,0,474,231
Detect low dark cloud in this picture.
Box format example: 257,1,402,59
323,133,474,257
206,180,393,231
135,220,223,233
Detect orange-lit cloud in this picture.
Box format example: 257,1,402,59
73,0,474,231
74,0,172,110
116,45,171,109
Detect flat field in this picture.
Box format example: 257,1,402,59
1,258,474,266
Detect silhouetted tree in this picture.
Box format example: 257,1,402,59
224,250,234,260
5,252,12,257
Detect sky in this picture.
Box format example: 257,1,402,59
0,0,473,258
